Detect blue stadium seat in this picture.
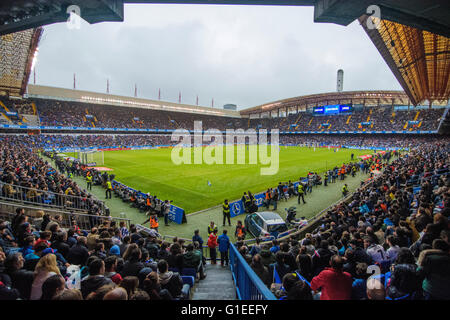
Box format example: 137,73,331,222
169,267,180,273
181,267,197,279
386,293,410,300
182,275,195,288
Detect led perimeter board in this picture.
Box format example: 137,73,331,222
313,104,353,115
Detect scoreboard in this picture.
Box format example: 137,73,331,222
313,104,353,115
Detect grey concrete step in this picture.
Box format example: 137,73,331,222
192,263,237,300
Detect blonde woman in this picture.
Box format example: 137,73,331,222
30,253,61,300
33,210,45,231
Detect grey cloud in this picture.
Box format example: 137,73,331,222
33,4,402,110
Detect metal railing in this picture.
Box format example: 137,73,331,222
0,201,131,231
0,182,106,214
229,242,276,300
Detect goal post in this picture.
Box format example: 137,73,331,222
77,150,104,166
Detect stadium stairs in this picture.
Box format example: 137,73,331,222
192,263,237,300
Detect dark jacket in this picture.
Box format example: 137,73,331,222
145,242,160,260
67,244,89,266
0,270,20,300
343,260,357,278
80,275,113,298
166,254,184,270
283,252,297,271
418,251,450,299
296,254,314,282
353,247,373,265
269,262,291,282
251,264,271,287
119,243,129,256
7,269,34,300
259,249,275,268
312,248,333,275
159,271,183,298
192,235,204,247
182,250,202,269
158,248,170,261
387,263,421,299
0,282,20,300
51,241,70,259
120,260,144,278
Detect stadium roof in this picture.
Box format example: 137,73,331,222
0,1,449,38
360,15,450,107
1,1,448,107
240,90,414,116
0,27,42,97
26,84,241,117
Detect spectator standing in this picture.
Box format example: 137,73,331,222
310,255,353,300
207,230,218,265
218,230,230,267
222,199,231,227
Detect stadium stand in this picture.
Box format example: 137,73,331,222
0,129,448,300
234,141,449,300
0,0,448,303
0,96,445,133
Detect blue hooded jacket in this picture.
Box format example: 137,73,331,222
217,233,230,252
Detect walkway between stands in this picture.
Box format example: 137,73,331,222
192,263,236,300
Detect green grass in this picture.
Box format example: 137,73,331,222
73,146,370,213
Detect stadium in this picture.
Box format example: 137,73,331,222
0,0,449,304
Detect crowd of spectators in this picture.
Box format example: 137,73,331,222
256,107,445,132
2,97,445,133
0,133,446,153
279,134,447,149
0,128,448,300
35,99,245,130
0,210,208,300
0,136,105,216
23,134,173,150
237,141,449,300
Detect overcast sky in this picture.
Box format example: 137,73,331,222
33,4,402,110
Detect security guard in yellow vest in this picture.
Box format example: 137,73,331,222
105,180,112,199
242,192,251,213
223,199,231,227
208,221,218,235
342,184,349,197
86,174,93,191
297,183,306,204
324,172,329,186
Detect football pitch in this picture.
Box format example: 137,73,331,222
88,146,371,213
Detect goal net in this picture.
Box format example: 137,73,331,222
78,150,104,166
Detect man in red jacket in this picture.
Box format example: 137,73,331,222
207,230,218,265
310,255,352,300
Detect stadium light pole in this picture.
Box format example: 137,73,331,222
158,88,161,100
73,73,76,90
